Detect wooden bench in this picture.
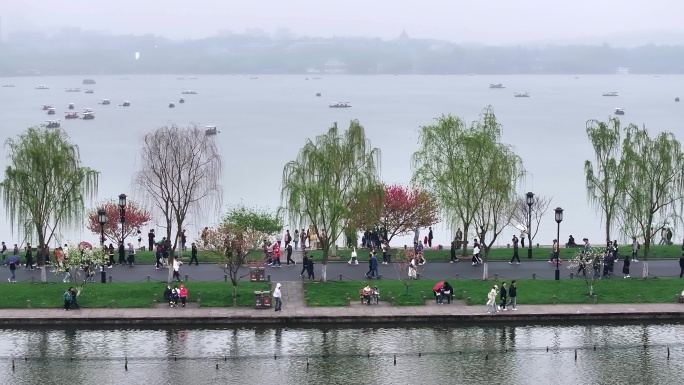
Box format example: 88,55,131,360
359,289,379,305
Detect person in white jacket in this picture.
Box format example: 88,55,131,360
273,283,282,311
348,247,359,265
486,285,499,314
172,258,183,282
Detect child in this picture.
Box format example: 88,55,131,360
372,286,380,304
171,286,180,307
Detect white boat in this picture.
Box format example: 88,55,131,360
1,84,15,88
65,88,81,92
602,91,619,97
41,104,53,110
35,85,50,90
68,103,75,110
205,125,218,135
42,120,61,128
100,99,111,105
82,79,96,85
489,83,505,89
122,101,130,107
47,108,56,115
65,112,79,119
329,102,351,108
181,90,197,95
83,108,94,114
84,89,94,94
514,92,530,98
614,108,625,115
82,112,95,120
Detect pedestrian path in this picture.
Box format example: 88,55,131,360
279,281,306,310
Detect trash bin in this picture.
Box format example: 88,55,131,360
257,267,266,282
254,291,264,308
250,267,258,282
262,293,272,307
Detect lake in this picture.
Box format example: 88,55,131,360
1,323,683,384
1,74,683,246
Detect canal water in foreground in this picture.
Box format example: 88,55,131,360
1,323,683,384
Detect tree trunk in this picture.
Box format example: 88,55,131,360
589,283,594,296
482,262,488,281
167,264,173,283
460,224,469,257
232,283,237,299
642,260,649,279
321,263,327,282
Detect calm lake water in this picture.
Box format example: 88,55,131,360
1,74,683,246
1,323,683,384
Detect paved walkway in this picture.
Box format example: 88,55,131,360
1,282,682,325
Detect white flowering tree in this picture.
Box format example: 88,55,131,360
52,244,108,297
566,248,605,297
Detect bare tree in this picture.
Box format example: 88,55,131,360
133,124,222,279
511,195,552,242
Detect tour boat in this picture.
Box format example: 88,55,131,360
35,85,50,90
181,90,197,95
205,125,218,135
329,102,351,108
100,99,111,105
489,83,505,89
602,91,618,96
47,108,56,115
65,112,79,119
83,108,94,114
614,108,625,115
41,104,53,110
122,101,131,107
82,112,95,120
1,84,15,88
65,88,81,92
676,97,680,102
83,79,96,85
85,89,95,94
514,92,530,97
68,103,75,110
169,102,175,108
43,120,61,128
179,98,185,104
316,93,321,97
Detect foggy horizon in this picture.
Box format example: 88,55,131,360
3,0,684,45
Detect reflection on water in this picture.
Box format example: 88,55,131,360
1,323,683,384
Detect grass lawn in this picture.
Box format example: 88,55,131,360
1,281,271,309
304,277,684,307
301,244,683,262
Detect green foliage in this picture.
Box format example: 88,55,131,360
0,127,98,252
223,203,282,237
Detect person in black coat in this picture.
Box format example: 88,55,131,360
499,282,508,310
679,252,684,279
300,253,309,276
306,257,315,280
622,254,630,278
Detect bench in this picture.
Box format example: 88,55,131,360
359,289,379,305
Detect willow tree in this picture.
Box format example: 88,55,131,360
281,120,382,281
412,106,501,259
619,124,684,278
584,118,625,243
134,124,222,252
0,127,98,282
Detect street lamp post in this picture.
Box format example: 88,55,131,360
118,194,127,266
554,207,564,281
98,209,107,283
526,192,535,259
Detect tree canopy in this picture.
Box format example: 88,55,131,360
86,199,152,245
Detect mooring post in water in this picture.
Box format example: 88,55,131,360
594,345,596,351
546,346,549,352
125,358,128,371
12,359,15,371
274,355,277,360
216,363,219,370
575,349,577,360
668,347,670,358
418,352,421,357
306,358,309,368
485,354,488,360
393,355,396,366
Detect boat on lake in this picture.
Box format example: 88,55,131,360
65,112,79,119
489,83,505,89
614,108,625,115
41,104,53,110
2,84,15,87
85,89,94,94
35,85,49,90
169,103,175,108
82,111,95,120
42,120,60,128
329,102,351,108
100,99,110,105
676,97,680,102
602,91,619,96
316,92,321,97
65,88,81,92
181,90,197,95
83,108,93,114
179,98,185,104
68,103,75,110
122,101,131,107
514,92,530,97
83,79,96,85
205,125,218,135
47,108,56,115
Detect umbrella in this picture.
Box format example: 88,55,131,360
7,255,20,265
433,281,444,292
79,241,92,248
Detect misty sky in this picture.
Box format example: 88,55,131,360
2,0,683,43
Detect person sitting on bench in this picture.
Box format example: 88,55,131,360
567,235,577,247
441,282,454,304
362,284,372,305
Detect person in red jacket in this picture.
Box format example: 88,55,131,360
272,242,282,267
179,285,188,307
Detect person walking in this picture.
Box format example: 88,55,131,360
155,244,164,269
148,229,155,252
300,252,309,276
293,230,299,250
631,237,640,262
381,241,390,265
370,251,379,278
118,242,126,265
284,230,292,248
276,232,283,248
300,229,307,250
507,280,518,310
25,244,34,270
306,256,315,280
107,244,115,268
348,247,359,265
127,243,136,266
450,238,459,263
172,258,183,282
550,239,560,265
499,282,508,311
486,285,499,314
622,254,631,278
679,250,684,278
285,243,295,265
510,235,520,264
63,288,72,311
272,241,282,267
428,227,434,248
8,257,17,282
273,282,282,312
189,243,199,266
1,241,7,265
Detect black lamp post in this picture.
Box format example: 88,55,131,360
118,194,127,265
98,209,107,283
526,192,535,259
554,207,564,281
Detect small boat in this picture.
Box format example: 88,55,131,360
85,89,94,94
83,79,96,85
189,77,198,80
316,93,321,97
68,103,75,110
35,85,50,90
489,83,505,89
181,90,197,95
169,103,175,108
65,88,81,92
329,102,351,108
41,104,53,110
122,101,131,107
65,112,79,119
514,92,530,98
205,125,218,135
249,77,259,80
1,84,15,88
47,108,56,115
614,108,625,115
82,112,95,120
100,99,111,105
43,120,61,128
676,97,680,102
177,78,185,80
179,98,185,104
602,91,618,97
